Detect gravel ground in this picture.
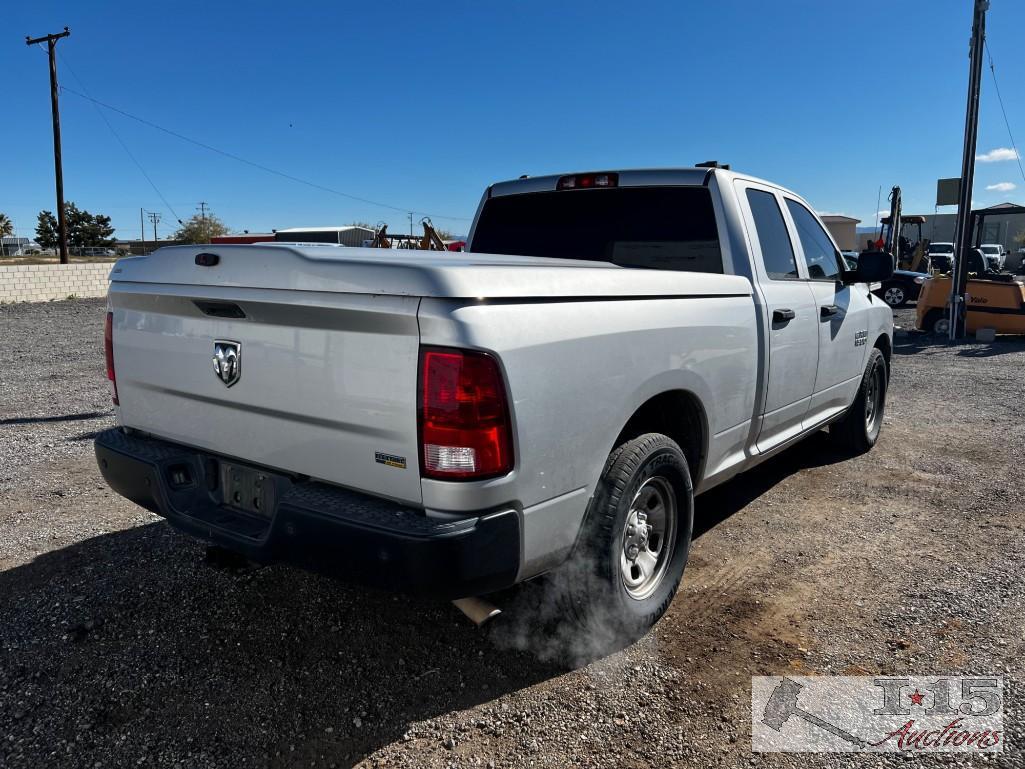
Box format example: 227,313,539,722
1,298,1024,768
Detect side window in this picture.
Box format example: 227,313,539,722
746,189,799,280
785,199,843,281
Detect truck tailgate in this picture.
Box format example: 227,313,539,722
108,283,422,505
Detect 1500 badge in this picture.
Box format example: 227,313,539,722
854,330,868,347
375,452,407,469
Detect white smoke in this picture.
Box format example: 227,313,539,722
485,552,646,668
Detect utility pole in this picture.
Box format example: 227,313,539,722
147,211,161,244
197,201,208,222
140,207,146,255
408,211,414,237
26,27,71,265
948,0,989,340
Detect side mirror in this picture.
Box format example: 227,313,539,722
845,250,894,284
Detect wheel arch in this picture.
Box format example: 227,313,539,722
873,333,891,369
613,389,707,484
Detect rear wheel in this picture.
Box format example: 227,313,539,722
830,348,887,454
881,283,907,308
552,433,693,652
923,309,950,335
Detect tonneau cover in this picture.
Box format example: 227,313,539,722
110,244,753,299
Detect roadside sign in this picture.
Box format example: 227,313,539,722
937,178,961,207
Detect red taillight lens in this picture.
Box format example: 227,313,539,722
104,310,119,405
419,348,513,480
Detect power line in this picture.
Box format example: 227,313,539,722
984,41,1025,187
32,43,184,227
57,85,472,222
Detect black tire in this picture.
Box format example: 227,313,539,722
552,433,694,650
829,348,887,455
922,309,949,335
881,282,907,308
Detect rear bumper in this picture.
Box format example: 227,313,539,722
94,428,520,599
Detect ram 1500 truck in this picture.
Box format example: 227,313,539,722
95,166,894,638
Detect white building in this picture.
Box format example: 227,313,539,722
820,215,861,251
0,237,43,256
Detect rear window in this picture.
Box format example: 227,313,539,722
470,187,723,273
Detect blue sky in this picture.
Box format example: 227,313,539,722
3,0,1024,241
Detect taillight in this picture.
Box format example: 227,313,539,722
556,172,618,190
104,310,119,405
418,348,513,480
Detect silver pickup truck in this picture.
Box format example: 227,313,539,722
95,166,893,639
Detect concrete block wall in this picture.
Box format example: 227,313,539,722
0,263,113,303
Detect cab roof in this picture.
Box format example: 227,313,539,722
488,166,800,200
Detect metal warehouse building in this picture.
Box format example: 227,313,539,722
917,203,1025,251
274,226,376,247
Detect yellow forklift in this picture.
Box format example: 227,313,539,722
916,204,1025,335
878,211,929,272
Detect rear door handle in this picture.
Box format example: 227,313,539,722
820,304,840,319
772,308,796,323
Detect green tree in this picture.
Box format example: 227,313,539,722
36,210,58,249
66,203,115,248
174,212,229,244
36,203,116,251
71,208,115,248
0,213,13,257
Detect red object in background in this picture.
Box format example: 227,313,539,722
209,234,275,245
446,240,466,252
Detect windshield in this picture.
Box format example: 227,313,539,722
471,187,723,273
929,243,953,253
980,245,1000,254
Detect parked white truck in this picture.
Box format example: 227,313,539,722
96,166,893,640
